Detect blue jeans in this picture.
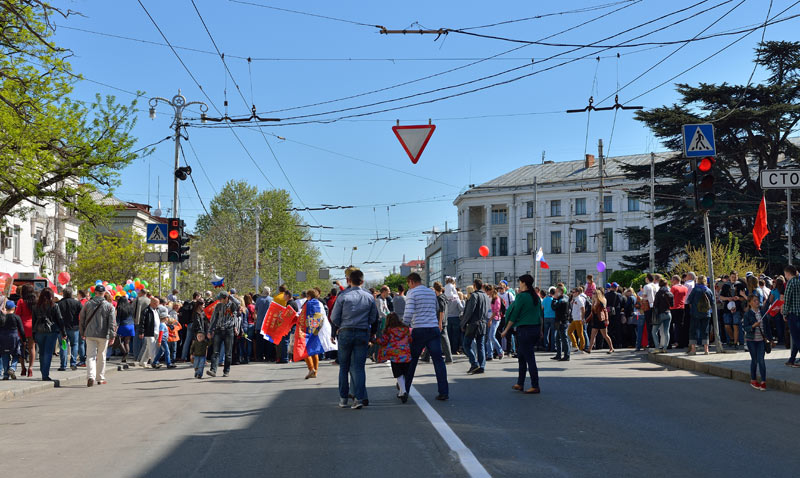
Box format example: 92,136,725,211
447,318,462,354
337,328,370,400
555,322,570,359
192,355,206,377
168,341,177,362
516,325,541,389
653,314,672,349
788,314,800,363
61,328,80,368
238,325,253,363
486,320,503,357
153,339,172,366
634,314,645,349
1,353,18,378
689,315,711,345
34,331,59,379
463,330,485,369
277,325,293,362
405,327,449,397
747,340,766,381
542,317,555,351
211,328,234,374
181,323,194,360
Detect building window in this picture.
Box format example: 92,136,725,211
549,270,561,286
526,232,533,254
473,273,482,281
575,269,587,289
575,229,587,252
491,208,508,225
550,200,561,217
495,272,504,284
491,237,496,256
628,196,640,212
550,230,562,254
13,226,21,261
526,201,534,218
499,237,508,256
575,198,586,215
604,228,613,252
603,196,613,213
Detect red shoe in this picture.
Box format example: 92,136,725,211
759,381,766,391
27,368,33,378
750,380,759,390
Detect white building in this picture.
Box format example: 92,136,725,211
454,152,673,290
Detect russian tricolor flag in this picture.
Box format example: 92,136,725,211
536,247,549,269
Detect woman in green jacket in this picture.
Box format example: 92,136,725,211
501,274,543,394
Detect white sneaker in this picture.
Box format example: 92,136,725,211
351,399,363,410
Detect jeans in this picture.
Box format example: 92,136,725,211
542,317,555,351
132,334,143,361
168,341,177,362
447,318,462,354
747,340,766,381
211,328,234,374
689,315,711,345
1,353,18,378
516,325,541,389
788,314,800,363
653,314,672,349
487,320,503,357
181,323,194,360
34,331,59,379
153,338,172,366
193,355,206,377
634,314,645,349
555,322,570,359
337,328,370,400
85,337,109,381
61,328,80,369
463,330,486,369
405,327,449,397
276,326,292,362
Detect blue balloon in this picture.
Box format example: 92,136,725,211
95,279,103,286
129,291,137,299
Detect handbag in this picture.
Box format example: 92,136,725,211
33,306,55,334
758,326,772,354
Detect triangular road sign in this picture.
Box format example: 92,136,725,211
687,126,711,152
392,124,436,164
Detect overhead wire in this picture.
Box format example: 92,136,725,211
457,1,638,30
227,0,382,28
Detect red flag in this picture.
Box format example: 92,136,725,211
540,259,550,269
753,195,769,251
260,301,296,344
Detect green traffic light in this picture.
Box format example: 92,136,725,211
699,193,715,209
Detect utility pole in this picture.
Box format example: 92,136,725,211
597,139,606,284
277,246,282,289
650,152,656,273
148,90,208,291
532,176,538,287
703,211,723,353
788,188,793,265
254,212,261,289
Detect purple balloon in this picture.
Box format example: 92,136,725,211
597,261,606,272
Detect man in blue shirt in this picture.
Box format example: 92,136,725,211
331,268,378,409
254,287,273,362
542,287,556,352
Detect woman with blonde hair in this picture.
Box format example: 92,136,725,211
588,289,614,354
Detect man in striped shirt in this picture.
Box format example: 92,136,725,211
402,273,449,401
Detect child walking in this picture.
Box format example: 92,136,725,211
190,332,209,379
743,294,767,391
152,308,175,369
1,301,25,380
376,312,412,403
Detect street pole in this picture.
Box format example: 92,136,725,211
277,246,282,288
532,176,538,287
567,223,573,290
650,152,656,273
703,211,723,353
254,211,261,289
788,188,793,265
148,90,208,292
598,139,606,284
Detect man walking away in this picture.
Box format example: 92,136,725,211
670,276,688,349
208,291,240,377
137,297,159,368
254,287,273,362
551,286,571,361
57,287,82,371
782,265,800,367
404,273,449,401
461,279,489,375
79,286,117,386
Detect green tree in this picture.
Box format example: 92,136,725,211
70,226,159,292
607,269,642,289
622,41,800,275
194,180,327,293
671,233,763,280
0,1,144,223
382,273,407,292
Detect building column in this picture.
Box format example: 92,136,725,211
508,200,516,256
461,207,469,257
485,205,492,254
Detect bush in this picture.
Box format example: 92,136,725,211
630,273,649,292
608,270,642,289
671,233,763,280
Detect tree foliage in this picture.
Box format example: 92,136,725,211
70,226,159,291
607,269,642,289
671,233,763,280
381,273,407,292
0,1,144,223
194,180,327,294
622,41,800,275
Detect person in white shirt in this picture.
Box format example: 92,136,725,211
684,272,697,297
643,273,661,349
567,289,586,352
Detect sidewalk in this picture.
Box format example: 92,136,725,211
649,347,800,394
0,359,130,401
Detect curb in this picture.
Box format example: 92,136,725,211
648,352,800,395
0,362,129,402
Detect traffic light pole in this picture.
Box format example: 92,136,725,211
788,188,793,265
703,211,723,353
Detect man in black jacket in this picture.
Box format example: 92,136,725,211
57,287,83,371
179,293,201,361
460,279,489,375
136,297,160,368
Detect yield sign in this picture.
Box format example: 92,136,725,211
392,124,436,164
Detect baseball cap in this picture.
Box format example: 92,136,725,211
745,272,754,278
612,282,619,288
500,280,508,286
95,284,106,293
157,305,169,318
6,300,15,309
605,283,612,289
216,291,229,300
229,288,237,295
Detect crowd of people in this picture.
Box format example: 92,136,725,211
2,263,799,399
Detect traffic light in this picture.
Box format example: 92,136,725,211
696,156,715,210
167,218,190,263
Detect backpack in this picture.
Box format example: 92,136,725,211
33,305,55,334
696,290,711,315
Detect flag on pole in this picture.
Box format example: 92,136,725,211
535,247,550,269
753,195,769,251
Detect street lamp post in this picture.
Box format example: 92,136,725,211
148,89,208,291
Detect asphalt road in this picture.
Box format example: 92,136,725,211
1,351,797,477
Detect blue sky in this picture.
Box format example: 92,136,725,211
53,0,798,278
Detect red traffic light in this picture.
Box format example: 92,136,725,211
698,156,714,172
169,229,179,239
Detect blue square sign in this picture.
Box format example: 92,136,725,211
146,223,168,244
683,124,716,157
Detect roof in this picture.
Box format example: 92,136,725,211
475,151,676,189
403,260,425,267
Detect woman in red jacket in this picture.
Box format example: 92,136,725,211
15,285,36,377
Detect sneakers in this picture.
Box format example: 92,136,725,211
223,372,229,377
362,399,369,407
207,369,216,377
97,380,107,385
87,378,94,387
435,394,449,401
559,357,570,362
550,356,561,360
8,368,15,380
471,367,485,375
167,364,177,369
467,365,479,375
351,399,363,410
400,393,408,404
785,361,800,368
57,367,66,371
70,365,78,371
523,387,541,394
153,363,163,369
750,380,760,390
759,381,767,391
195,374,202,379
338,398,349,408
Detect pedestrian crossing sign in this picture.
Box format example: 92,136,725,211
683,124,716,157
146,223,168,244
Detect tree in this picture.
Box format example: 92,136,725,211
607,269,642,289
194,180,327,293
0,1,144,223
671,233,763,280
622,41,800,275
70,226,159,291
382,273,407,292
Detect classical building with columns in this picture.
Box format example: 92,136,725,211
453,151,673,290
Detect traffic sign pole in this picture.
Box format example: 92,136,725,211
703,211,724,354
789,188,793,265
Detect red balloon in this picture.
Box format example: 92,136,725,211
478,245,490,257
57,271,71,285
